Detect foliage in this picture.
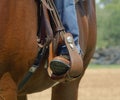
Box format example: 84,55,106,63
96,0,120,48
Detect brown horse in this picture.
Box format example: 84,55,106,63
0,0,97,100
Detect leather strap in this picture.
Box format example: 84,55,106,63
41,0,53,11
63,33,83,78
37,2,53,47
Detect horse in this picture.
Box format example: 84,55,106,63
0,0,97,100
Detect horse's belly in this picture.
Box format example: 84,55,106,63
18,66,56,95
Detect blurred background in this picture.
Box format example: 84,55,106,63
28,0,120,100
91,0,120,65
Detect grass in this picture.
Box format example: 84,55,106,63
88,64,120,69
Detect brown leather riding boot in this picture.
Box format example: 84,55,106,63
50,54,83,77
50,55,70,76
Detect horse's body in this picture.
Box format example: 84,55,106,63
0,0,96,100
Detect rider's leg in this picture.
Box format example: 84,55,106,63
54,0,81,55
50,0,82,76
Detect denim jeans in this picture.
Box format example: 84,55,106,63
54,0,81,54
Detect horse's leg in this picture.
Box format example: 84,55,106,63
51,78,81,100
17,95,27,100
0,72,17,100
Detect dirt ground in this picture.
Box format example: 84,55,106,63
28,68,120,100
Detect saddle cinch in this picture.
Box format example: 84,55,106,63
39,0,83,81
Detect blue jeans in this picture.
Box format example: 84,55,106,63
54,0,81,54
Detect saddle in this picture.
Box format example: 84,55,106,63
39,0,83,81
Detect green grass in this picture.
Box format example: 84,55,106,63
88,64,120,69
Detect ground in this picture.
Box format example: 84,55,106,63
28,67,120,100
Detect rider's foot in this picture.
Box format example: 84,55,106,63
50,55,70,76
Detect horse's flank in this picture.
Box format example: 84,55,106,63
0,0,38,80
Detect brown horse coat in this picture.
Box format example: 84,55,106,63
0,0,97,100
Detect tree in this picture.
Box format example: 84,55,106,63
96,0,120,48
